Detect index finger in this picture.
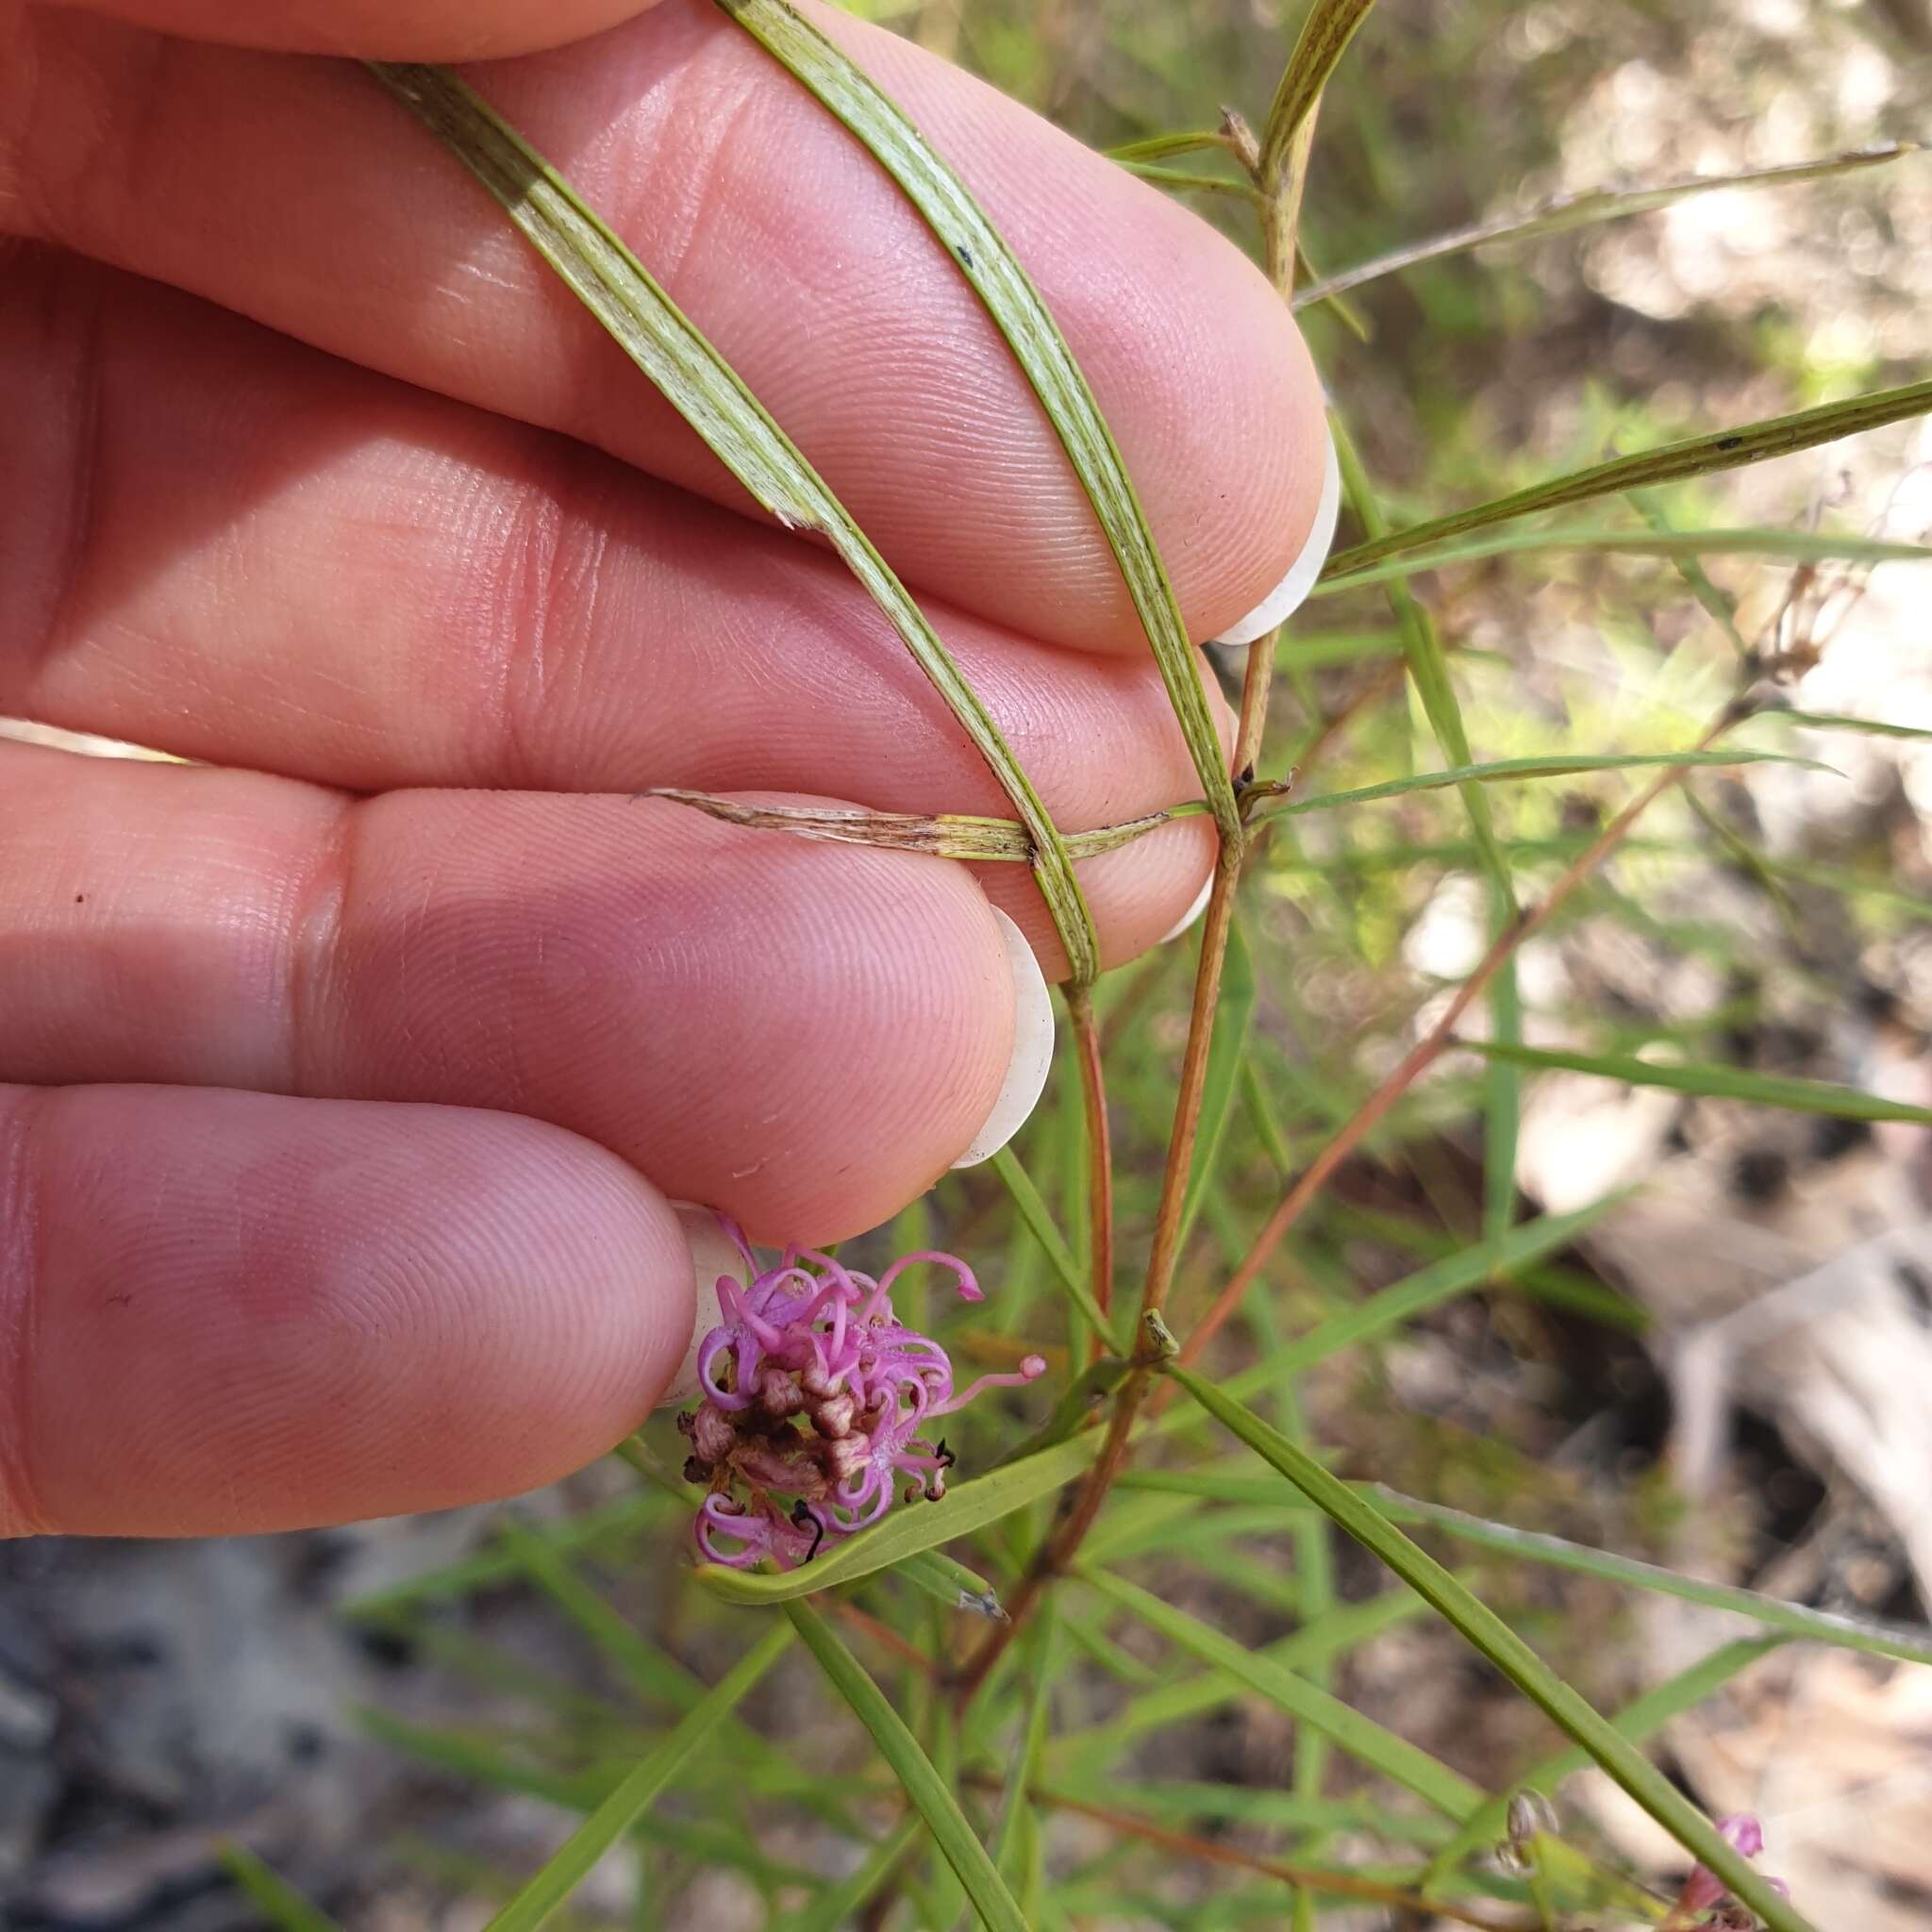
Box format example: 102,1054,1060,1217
35,0,666,59
6,0,1329,654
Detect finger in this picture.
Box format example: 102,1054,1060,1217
0,739,1044,1240
0,1082,696,1536
3,253,1225,977
39,0,664,60
4,0,1329,654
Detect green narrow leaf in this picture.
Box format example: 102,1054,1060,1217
1260,0,1378,182
366,60,1098,984
991,1604,1058,1889
1058,1606,1163,1687
1458,1037,1932,1125
1769,708,1932,742
1144,1214,1578,1448
713,0,1240,847
1179,1195,1621,1409
496,1516,691,1710
357,1708,609,1810
337,1492,664,1620
1049,1589,1432,1781
1094,1784,1453,1843
1627,488,1753,657
1325,1202,1649,1333
1294,142,1921,306
1163,1362,1819,1932
774,1819,924,1932
994,1352,1132,1467
486,1623,794,1932
1322,377,1932,579
1079,1568,1485,1819
786,1601,1027,1932
1484,960,1523,1244
1178,915,1257,1245
1116,1472,1932,1666
991,1144,1117,1346
898,1547,1007,1621
1369,1491,1932,1665
216,1845,340,1932
1243,1294,1336,1920
1239,1057,1298,1172
1115,158,1261,200
1105,129,1235,163
1311,522,1932,595
1331,415,1522,1247
693,1429,1103,1603
1424,1638,1785,1886
641,788,1189,864
1246,748,1829,823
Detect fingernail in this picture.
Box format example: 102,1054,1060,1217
950,907,1055,1168
1159,872,1215,943
658,1203,746,1407
1211,425,1341,646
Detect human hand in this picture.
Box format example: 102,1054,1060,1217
0,0,1333,1535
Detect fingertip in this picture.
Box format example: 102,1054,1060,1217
1210,421,1342,645
659,1201,741,1407
7,1087,696,1534
974,810,1221,981
36,0,664,59
948,907,1055,1169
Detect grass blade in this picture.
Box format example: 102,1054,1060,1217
1117,1473,1932,1665
366,60,1098,983
1164,1361,1820,1932
215,1845,339,1932
991,1144,1117,1346
1079,1568,1484,1819
713,0,1239,846
785,1601,1027,1932
1768,708,1932,742
485,1623,793,1932
1049,1587,1434,1782
1423,1638,1785,1885
774,1818,924,1932
1330,414,1522,1249
1296,142,1920,305
1177,915,1257,1245
1247,748,1828,822
1314,523,1932,595
1458,1037,1932,1125
991,1604,1058,1888
641,788,1187,864
898,1547,1007,1621
1105,129,1237,164
1115,158,1260,201
693,1429,1103,1603
337,1493,663,1620
1261,0,1378,183
1184,1195,1621,1404
1322,377,1932,579
496,1516,692,1710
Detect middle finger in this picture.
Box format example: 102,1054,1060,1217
4,254,1226,974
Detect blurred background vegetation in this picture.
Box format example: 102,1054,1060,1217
6,1,1931,1927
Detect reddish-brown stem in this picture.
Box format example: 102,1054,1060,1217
1172,706,1740,1376
1065,984,1115,1342
953,109,1324,1714
830,1598,939,1678
1032,1787,1536,1931
956,630,1277,1706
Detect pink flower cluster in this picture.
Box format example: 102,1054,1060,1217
1670,1814,1790,1927
679,1219,1044,1570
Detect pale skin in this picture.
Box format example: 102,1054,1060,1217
0,0,1329,1536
